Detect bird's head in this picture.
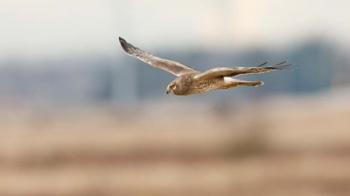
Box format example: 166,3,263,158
166,81,177,95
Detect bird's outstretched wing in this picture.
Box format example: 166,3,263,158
119,37,197,76
194,61,291,80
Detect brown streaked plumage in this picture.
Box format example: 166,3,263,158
118,37,291,96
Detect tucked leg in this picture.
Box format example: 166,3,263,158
221,77,263,89
236,80,264,87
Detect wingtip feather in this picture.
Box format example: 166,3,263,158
118,36,125,42
268,61,292,70
118,36,131,53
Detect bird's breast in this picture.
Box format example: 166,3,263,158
191,78,223,93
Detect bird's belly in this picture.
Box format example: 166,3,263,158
191,78,224,93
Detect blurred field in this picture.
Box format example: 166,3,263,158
0,91,350,196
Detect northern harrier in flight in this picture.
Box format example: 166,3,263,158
119,37,291,96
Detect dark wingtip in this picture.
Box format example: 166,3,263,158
273,61,293,70
118,36,130,53
258,61,269,67
118,36,125,44
276,61,287,66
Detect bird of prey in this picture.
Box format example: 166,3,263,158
119,37,291,96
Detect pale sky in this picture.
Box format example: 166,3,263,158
1,0,350,60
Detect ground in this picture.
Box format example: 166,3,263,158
0,93,349,196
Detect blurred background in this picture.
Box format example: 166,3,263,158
1,0,350,195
